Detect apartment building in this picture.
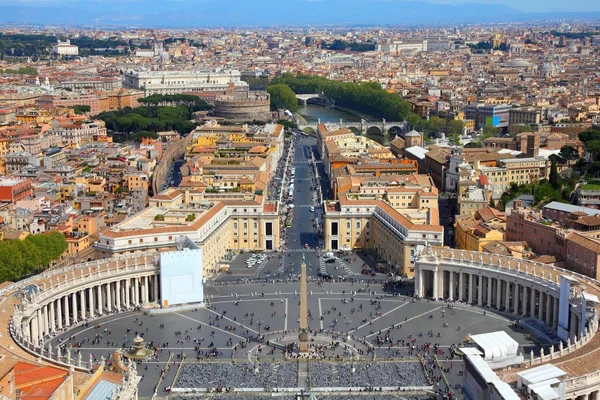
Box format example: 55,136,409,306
506,201,600,280
454,206,506,252
324,176,443,278
46,122,104,146
465,104,511,130
478,157,549,198
508,107,542,126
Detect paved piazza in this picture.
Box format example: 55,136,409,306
47,279,535,398
40,135,538,400
20,133,596,400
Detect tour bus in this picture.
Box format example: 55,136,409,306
291,168,296,178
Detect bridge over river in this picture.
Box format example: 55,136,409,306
298,118,407,136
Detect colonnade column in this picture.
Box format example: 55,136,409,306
97,284,103,315
504,281,511,311
42,305,48,338
153,274,159,303
468,274,474,304
144,275,149,304
530,289,536,318
496,279,502,310
80,290,86,321
459,273,465,302
116,280,121,310
545,295,553,326
513,283,519,314
88,286,94,318
432,271,439,300
72,290,78,324
553,297,559,328
522,286,528,317
56,296,62,330
106,282,112,312
134,277,140,305
125,279,130,308
49,302,55,333
538,292,544,322
487,277,493,307
31,314,39,345
477,276,483,305
448,271,454,300
64,294,70,326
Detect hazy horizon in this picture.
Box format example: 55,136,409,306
0,0,599,27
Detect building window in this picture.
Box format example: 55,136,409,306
139,239,143,243
154,237,158,242
331,222,338,236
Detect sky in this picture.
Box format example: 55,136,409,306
2,0,600,13
0,0,598,26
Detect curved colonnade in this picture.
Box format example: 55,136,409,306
4,254,160,372
0,247,598,399
415,247,600,400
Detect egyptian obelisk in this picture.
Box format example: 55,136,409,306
298,252,309,353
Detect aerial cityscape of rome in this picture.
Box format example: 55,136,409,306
1,0,600,399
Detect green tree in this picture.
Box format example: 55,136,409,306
448,132,461,146
73,105,91,115
558,145,579,163
549,160,559,189
267,84,298,112
447,119,465,136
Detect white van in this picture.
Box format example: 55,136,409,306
310,206,315,212
325,252,335,259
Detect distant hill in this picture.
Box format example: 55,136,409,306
0,0,599,27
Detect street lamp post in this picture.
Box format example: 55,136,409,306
344,316,351,341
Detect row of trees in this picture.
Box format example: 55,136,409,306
97,95,212,141
268,84,299,112
138,94,212,111
97,105,197,139
271,73,413,121
577,130,600,176
0,66,37,75
0,33,56,58
322,39,376,52
0,232,67,282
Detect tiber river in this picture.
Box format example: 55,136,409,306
296,104,395,146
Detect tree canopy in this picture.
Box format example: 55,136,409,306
0,66,37,75
578,130,600,175
73,105,91,115
322,39,376,52
267,84,298,112
0,232,67,282
138,94,212,111
271,73,412,121
96,98,211,138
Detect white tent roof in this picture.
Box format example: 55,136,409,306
491,381,521,400
465,354,497,383
470,331,518,360
529,381,560,400
460,347,483,356
516,364,567,386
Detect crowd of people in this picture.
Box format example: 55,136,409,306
309,361,429,388
176,361,298,389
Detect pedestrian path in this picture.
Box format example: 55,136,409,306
319,258,327,275
283,248,318,253
337,259,358,276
